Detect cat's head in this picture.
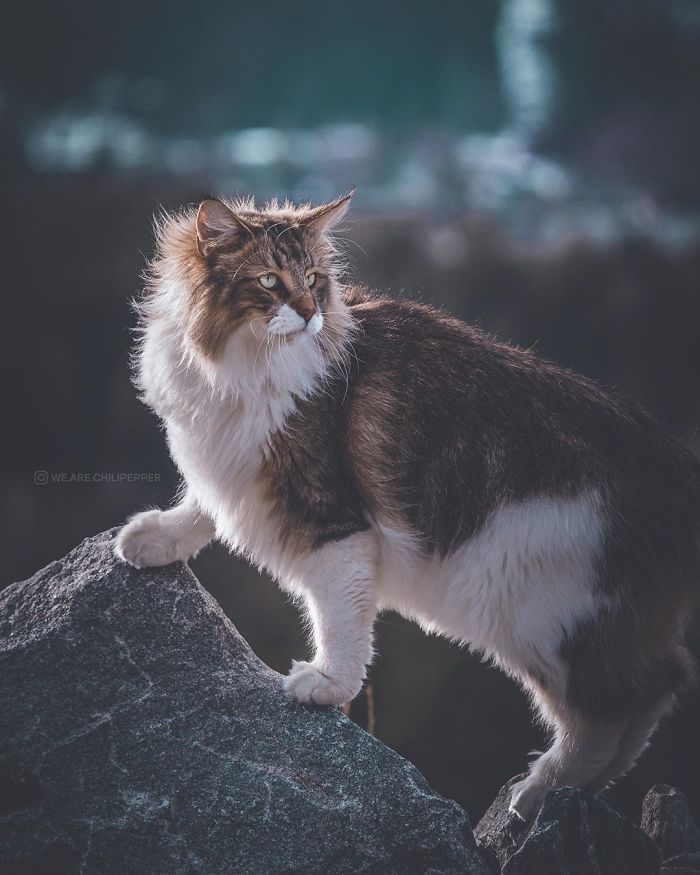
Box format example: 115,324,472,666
149,192,354,367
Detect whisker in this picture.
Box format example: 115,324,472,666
265,221,286,238
338,236,369,259
232,253,256,282
275,225,296,244
252,324,269,370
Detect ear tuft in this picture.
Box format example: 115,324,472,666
196,199,253,257
300,189,355,236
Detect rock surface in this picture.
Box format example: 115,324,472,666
661,852,700,873
0,530,490,875
642,786,700,862
473,774,530,870
504,789,661,875
475,778,662,875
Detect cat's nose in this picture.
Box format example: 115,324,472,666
294,297,316,323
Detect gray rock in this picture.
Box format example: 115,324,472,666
0,530,490,875
661,852,700,873
475,777,661,875
504,789,661,875
473,774,530,870
642,785,700,861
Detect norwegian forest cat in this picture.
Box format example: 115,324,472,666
116,191,699,820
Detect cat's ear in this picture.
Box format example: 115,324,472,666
300,189,354,237
195,199,254,257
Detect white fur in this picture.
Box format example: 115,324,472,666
115,494,215,568
374,493,606,693
268,303,306,336
307,311,323,336
284,529,378,705
267,303,324,337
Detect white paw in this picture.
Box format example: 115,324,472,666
114,510,187,569
284,661,359,707
509,776,548,822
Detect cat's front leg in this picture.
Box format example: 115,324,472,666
115,491,216,568
285,530,378,707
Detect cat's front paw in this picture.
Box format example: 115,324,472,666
284,660,359,707
509,775,548,822
115,510,185,568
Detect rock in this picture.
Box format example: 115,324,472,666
475,778,661,875
504,789,661,875
661,852,700,873
642,786,700,861
474,774,530,869
0,530,490,875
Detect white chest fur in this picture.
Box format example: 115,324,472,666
165,399,284,575
140,308,328,580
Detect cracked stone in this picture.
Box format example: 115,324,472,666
0,529,490,875
642,785,700,862
475,778,662,875
660,852,700,873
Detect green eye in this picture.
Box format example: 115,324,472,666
305,272,317,288
259,273,278,290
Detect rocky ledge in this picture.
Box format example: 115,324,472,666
474,777,700,874
1,530,698,874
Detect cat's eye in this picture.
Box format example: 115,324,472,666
305,273,317,288
259,273,278,290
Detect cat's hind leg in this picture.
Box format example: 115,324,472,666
284,529,378,707
115,492,216,568
508,704,627,820
509,637,694,820
585,692,676,795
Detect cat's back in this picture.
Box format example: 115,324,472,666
346,289,630,456
344,290,700,554
346,289,694,467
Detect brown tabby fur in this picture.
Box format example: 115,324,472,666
137,195,700,807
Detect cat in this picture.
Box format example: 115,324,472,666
115,191,699,821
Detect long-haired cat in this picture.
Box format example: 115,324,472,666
116,192,699,820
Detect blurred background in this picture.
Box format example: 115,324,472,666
3,0,700,827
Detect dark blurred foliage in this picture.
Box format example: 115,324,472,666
2,0,700,204
2,0,700,830
2,2,503,130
